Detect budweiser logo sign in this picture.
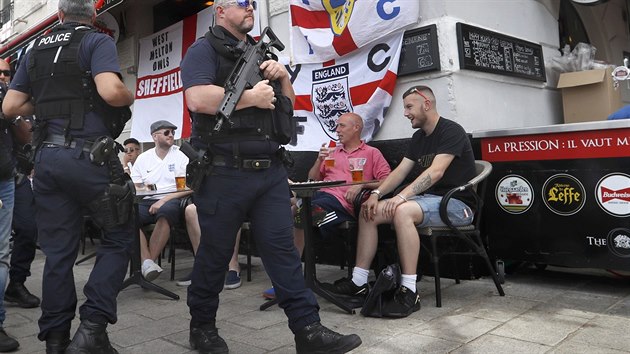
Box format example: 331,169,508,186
601,187,630,203
595,173,630,217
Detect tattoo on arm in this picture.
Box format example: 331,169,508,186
412,174,432,195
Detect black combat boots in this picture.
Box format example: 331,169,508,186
65,319,118,354
45,330,70,354
189,323,229,354
294,321,362,354
4,282,41,308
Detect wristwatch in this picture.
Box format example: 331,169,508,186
370,189,382,199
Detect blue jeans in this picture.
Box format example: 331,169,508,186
411,194,473,228
0,178,15,326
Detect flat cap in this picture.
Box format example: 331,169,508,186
150,120,177,134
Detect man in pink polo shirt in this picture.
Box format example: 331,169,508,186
262,112,391,300
299,112,391,254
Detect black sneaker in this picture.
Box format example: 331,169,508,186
4,282,40,308
381,286,421,318
189,324,228,354
295,321,361,354
321,278,368,299
0,328,19,352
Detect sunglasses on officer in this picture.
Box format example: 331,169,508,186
124,147,140,153
0,70,11,77
224,0,257,10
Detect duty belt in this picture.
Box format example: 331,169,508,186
211,154,272,170
43,133,94,152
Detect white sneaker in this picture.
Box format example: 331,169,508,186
141,259,163,281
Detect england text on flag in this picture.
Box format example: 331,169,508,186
285,32,403,151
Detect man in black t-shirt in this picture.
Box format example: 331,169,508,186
324,85,476,318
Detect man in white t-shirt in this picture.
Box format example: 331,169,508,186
131,120,199,281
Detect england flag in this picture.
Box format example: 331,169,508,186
290,0,418,64
286,32,403,151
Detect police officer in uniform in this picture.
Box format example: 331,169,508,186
180,1,361,353
3,0,135,352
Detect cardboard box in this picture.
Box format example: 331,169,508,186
557,67,622,124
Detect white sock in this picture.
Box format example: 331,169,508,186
142,259,153,268
401,274,417,293
351,267,369,286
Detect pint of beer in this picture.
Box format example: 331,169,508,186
351,169,363,182
324,140,336,168
348,157,367,182
176,176,186,190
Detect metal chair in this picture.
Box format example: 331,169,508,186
417,160,505,307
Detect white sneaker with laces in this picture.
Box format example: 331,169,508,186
141,259,163,281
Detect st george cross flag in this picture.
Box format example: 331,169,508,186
290,0,418,64
287,32,403,151
130,6,261,142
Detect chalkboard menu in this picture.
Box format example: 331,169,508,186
398,25,440,77
456,23,546,82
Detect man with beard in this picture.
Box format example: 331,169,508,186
179,0,362,352
324,86,476,318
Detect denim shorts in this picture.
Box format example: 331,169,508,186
409,194,473,228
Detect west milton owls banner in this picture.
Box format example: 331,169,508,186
130,6,260,142
290,0,418,64
286,32,403,151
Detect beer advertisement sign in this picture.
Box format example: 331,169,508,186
495,175,534,214
542,174,586,216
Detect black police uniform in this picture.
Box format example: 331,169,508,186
9,23,133,341
181,26,320,333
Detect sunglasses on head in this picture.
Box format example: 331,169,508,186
409,88,430,103
228,0,257,10
154,129,174,136
0,70,11,76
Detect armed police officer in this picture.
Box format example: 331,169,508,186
3,0,135,353
180,0,361,353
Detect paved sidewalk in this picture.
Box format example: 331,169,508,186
5,247,630,353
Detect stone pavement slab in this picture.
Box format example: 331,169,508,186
5,247,630,353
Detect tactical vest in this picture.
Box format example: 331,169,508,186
27,24,130,138
190,26,280,146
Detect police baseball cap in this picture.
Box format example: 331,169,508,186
150,120,177,134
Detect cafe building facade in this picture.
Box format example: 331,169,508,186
0,0,628,271
0,0,627,140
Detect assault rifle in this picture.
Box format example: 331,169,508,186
214,26,285,131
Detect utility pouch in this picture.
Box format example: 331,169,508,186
88,179,134,230
89,136,116,166
271,95,293,145
277,146,294,168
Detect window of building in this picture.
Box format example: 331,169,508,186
559,0,590,51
